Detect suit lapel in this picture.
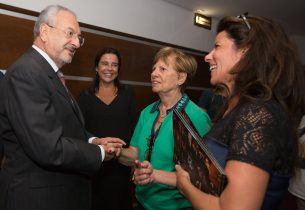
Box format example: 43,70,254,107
66,89,85,124
55,79,85,125
29,48,85,125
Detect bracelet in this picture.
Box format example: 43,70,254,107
132,174,137,184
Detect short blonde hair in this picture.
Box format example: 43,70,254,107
153,47,197,92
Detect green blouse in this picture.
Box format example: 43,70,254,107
130,94,211,210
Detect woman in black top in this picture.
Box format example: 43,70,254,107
78,47,139,210
174,15,305,210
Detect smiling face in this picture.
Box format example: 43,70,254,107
205,31,244,92
151,55,186,95
40,10,82,68
96,53,119,84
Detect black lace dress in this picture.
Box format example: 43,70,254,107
205,100,295,210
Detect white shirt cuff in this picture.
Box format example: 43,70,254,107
88,137,96,144
98,145,105,162
88,137,105,162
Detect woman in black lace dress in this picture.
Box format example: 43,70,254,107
175,15,305,210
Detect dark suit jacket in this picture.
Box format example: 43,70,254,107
0,48,102,210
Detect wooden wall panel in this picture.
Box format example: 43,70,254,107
0,14,34,68
0,12,212,110
63,31,159,83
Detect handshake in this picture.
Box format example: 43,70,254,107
91,137,126,161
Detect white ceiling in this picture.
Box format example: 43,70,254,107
163,0,305,37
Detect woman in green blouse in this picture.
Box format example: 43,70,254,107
118,47,211,210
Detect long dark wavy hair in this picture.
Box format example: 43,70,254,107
88,47,122,94
216,15,305,125
212,15,305,173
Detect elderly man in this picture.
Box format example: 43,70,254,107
0,5,123,210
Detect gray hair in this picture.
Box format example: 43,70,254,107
33,5,76,38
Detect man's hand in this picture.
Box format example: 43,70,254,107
101,144,118,161
92,137,126,161
91,137,126,146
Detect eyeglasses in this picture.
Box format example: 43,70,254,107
46,24,85,46
237,13,251,30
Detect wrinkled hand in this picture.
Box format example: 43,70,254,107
101,143,122,161
175,165,191,195
92,137,126,146
132,160,154,185
92,137,126,161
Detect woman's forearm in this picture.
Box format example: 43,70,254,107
152,170,177,186
118,146,138,166
181,180,219,210
133,161,177,186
